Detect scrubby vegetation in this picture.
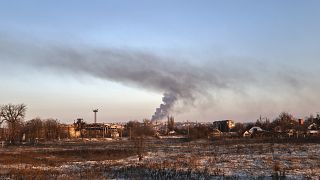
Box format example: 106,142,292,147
0,139,319,179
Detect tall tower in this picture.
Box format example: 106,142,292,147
93,109,98,123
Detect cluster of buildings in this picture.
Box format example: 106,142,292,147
2,107,319,143
62,122,124,139
210,118,320,139
153,117,320,139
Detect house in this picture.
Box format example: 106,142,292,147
286,129,295,137
248,126,263,134
307,130,319,136
210,128,222,138
246,126,273,138
243,131,251,137
298,119,304,125
242,127,264,138
308,123,318,130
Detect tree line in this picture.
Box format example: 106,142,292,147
1,103,319,144
186,112,320,140
0,104,66,144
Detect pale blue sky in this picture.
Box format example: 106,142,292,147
0,1,320,123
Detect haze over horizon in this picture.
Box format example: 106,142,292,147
1,0,320,123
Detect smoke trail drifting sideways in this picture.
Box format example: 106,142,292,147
1,35,312,122
0,36,233,121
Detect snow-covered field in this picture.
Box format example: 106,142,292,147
0,139,319,179
141,141,320,179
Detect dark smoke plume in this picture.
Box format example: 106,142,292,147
0,36,235,121
151,92,177,121
1,34,312,121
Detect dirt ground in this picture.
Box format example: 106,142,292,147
0,138,319,179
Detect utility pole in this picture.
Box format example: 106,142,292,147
103,125,105,138
129,127,132,140
187,120,190,137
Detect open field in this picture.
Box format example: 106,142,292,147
0,138,319,179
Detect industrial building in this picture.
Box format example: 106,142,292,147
212,120,235,132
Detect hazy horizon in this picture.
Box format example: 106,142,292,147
1,0,320,123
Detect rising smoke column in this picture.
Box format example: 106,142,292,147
151,92,177,121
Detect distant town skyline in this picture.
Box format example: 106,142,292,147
1,0,320,123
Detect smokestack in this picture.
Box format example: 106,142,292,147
93,109,98,123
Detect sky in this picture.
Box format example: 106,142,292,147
0,0,320,123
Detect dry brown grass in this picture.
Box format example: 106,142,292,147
0,142,135,167
0,138,319,179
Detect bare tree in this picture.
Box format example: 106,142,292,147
43,119,60,140
126,120,155,161
0,104,26,143
167,116,175,132
272,112,297,132
126,120,154,137
24,118,43,143
74,118,86,138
